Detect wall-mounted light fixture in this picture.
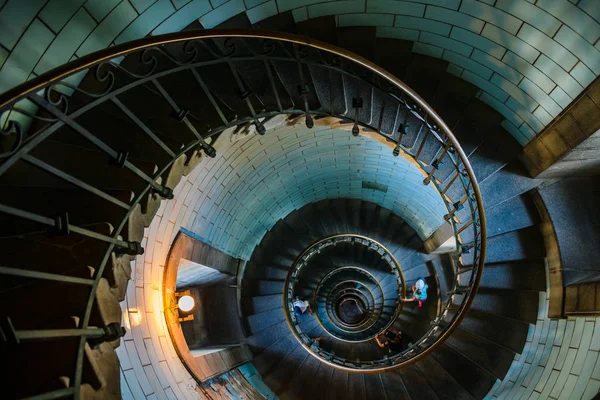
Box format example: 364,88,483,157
174,290,195,322
178,295,195,312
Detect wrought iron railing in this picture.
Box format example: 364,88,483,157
0,28,485,393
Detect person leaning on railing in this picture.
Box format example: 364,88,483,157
401,277,428,308
310,336,325,350
375,328,404,353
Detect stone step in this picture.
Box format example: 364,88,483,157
432,344,497,399
445,327,516,380
413,355,474,400
396,365,440,400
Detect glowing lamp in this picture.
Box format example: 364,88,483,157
178,295,195,312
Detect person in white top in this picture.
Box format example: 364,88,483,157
293,296,313,323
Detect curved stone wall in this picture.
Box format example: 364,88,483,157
174,118,447,260
1,0,599,145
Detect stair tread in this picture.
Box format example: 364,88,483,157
462,226,544,266
252,333,297,376
470,288,540,323
432,344,497,399
364,373,386,400
445,328,516,379
397,365,440,400
346,372,367,400
329,369,349,400
263,341,307,394
480,162,542,211
246,320,290,355
413,355,475,400
478,260,546,292
279,354,321,399
380,372,411,400
242,293,282,315
245,306,286,335
454,308,531,354
459,192,539,244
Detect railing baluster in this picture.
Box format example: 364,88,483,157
16,327,105,341
150,78,216,157
456,220,474,235
294,44,313,128
414,125,429,159
264,60,283,113
111,97,176,158
0,266,95,285
0,203,142,254
22,154,130,210
423,143,451,185
28,94,173,198
391,103,401,138
150,79,202,140
441,171,459,195
368,87,375,126
190,67,229,125
352,97,362,136
28,94,116,158
226,58,265,133
444,194,469,221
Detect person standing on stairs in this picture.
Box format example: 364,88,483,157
310,337,325,350
375,328,404,353
293,296,313,323
402,277,428,307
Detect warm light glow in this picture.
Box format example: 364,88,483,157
178,295,195,312
124,308,142,329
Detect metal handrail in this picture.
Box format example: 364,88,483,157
0,29,485,388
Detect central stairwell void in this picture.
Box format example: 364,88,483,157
0,29,552,399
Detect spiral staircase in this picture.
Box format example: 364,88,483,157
0,7,577,400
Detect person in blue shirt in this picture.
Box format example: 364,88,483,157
293,296,313,323
402,277,428,308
